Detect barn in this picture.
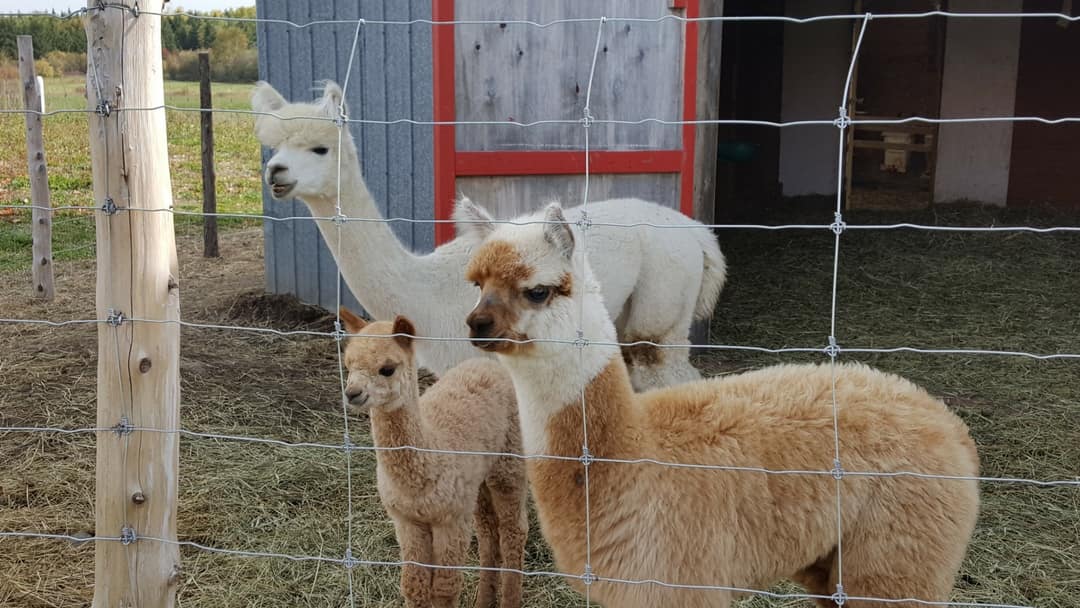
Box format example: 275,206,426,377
254,0,725,312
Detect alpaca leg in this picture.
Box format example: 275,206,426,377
619,271,702,390
431,518,472,608
394,517,434,608
489,479,528,608
473,483,501,608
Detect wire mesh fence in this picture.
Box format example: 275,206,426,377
1,3,1078,607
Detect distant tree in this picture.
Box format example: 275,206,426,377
0,7,256,58
212,26,249,57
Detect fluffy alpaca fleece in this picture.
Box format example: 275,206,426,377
251,80,726,389
463,203,981,608
340,309,528,608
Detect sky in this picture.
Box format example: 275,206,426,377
0,1,253,13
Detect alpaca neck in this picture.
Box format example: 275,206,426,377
499,288,628,458
300,149,424,321
504,309,637,578
369,374,433,482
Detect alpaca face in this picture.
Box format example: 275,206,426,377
465,203,579,356
339,310,417,414
251,81,350,205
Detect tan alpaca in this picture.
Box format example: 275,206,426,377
462,203,981,608
340,308,528,608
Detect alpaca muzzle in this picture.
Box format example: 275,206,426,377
266,165,295,199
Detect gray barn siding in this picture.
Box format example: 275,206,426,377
256,0,435,312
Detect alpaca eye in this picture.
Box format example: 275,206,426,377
525,286,550,303
312,146,329,155
379,365,397,377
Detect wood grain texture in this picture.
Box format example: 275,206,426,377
85,2,182,606
199,52,219,258
17,36,54,301
459,173,679,219
454,0,683,152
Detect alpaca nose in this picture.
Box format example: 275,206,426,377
267,164,286,185
467,311,495,338
345,387,368,407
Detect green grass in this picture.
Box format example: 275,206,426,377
0,74,263,271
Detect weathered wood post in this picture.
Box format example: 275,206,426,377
199,51,219,257
84,1,181,606
17,35,54,301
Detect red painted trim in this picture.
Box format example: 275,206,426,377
456,150,684,176
432,0,456,245
679,0,699,218
432,0,703,244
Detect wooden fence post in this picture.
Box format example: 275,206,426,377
199,51,219,257
17,35,54,301
84,1,181,606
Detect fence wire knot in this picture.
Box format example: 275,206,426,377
332,320,346,342
106,308,125,327
831,459,845,480
832,583,848,605
581,107,595,129
343,433,354,451
833,106,850,130
343,548,359,569
829,212,846,235
101,197,119,215
824,335,840,358
581,564,597,586
331,212,347,226
576,210,592,231
120,526,137,545
130,1,139,17
111,415,133,437
573,330,589,350
95,99,112,118
580,446,594,467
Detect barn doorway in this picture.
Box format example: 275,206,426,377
845,0,947,210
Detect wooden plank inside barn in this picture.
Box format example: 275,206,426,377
440,0,696,239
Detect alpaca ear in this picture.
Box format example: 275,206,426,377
453,196,496,241
320,80,345,118
251,81,286,113
542,202,575,260
392,315,416,351
338,307,367,334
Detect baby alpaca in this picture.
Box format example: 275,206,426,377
463,203,981,608
340,308,528,608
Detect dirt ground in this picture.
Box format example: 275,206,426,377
1,208,1078,607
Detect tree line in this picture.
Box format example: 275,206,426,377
0,7,257,59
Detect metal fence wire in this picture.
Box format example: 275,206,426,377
1,5,1078,608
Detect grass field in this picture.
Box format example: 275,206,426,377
0,74,263,271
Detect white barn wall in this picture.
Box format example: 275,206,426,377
934,0,1023,205
778,0,850,197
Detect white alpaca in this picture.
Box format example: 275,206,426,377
251,81,726,389
463,203,980,608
